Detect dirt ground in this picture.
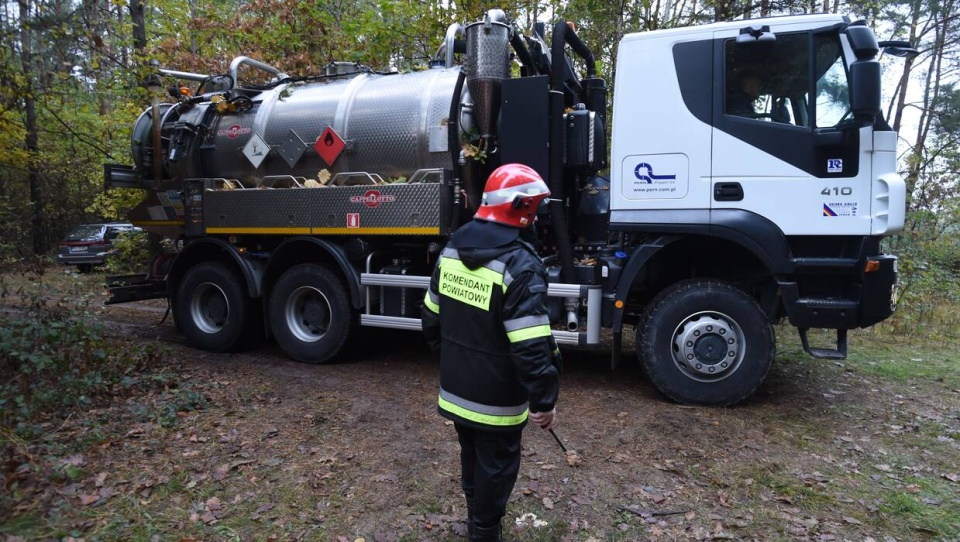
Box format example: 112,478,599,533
3,278,960,541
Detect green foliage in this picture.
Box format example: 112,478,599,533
886,202,960,338
0,273,164,439
104,229,153,275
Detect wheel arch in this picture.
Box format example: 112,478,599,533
613,232,780,333
169,238,262,299
262,237,362,310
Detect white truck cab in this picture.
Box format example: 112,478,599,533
612,15,904,237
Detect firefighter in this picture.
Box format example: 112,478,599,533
422,163,561,542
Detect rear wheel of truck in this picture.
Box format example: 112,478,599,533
269,263,352,364
175,262,250,352
637,279,775,406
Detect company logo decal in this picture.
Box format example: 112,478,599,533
218,124,252,139
633,163,677,184
623,154,688,200
349,190,396,208
822,202,858,217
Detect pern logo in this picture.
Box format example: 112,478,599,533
634,163,677,184
349,190,396,208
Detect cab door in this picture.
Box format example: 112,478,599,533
710,25,874,236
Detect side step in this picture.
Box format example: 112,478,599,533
798,327,847,360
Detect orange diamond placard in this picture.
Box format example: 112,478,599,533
315,126,346,166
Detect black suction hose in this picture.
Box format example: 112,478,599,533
447,69,467,232
549,21,582,284
510,32,538,74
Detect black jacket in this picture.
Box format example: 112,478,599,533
422,220,559,431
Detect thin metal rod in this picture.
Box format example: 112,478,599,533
549,429,567,453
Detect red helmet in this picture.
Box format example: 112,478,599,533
474,164,551,228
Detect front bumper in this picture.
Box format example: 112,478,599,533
780,253,897,330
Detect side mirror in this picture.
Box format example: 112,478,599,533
844,25,879,59
849,59,881,119
878,40,920,59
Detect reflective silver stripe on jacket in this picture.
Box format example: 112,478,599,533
439,388,528,417
503,314,550,333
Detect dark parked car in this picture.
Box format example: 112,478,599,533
56,223,140,273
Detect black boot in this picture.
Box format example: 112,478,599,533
470,522,502,542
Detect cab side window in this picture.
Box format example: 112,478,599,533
813,36,850,127
725,33,811,126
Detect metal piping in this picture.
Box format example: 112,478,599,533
510,28,538,74
448,69,467,232
228,56,288,88
445,23,465,68
549,22,577,286
566,311,578,331
549,21,598,321
158,68,213,82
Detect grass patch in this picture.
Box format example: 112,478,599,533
878,490,960,538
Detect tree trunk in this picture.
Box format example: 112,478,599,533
891,0,921,134
18,0,46,255
129,0,146,53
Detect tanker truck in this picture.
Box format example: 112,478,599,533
104,9,908,405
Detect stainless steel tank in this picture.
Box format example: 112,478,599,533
159,67,468,185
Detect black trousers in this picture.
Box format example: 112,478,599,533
455,423,523,529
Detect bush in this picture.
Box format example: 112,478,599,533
103,230,153,275
0,274,163,438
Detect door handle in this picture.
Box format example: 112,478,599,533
714,182,743,201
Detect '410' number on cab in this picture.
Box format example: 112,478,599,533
821,186,853,196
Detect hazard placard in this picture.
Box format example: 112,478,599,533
242,133,270,169
315,126,346,166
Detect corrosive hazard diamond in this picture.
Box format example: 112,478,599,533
314,126,346,166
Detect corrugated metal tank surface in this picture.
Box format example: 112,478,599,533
200,67,463,184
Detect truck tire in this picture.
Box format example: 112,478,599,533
268,263,352,364
637,279,775,406
175,262,250,352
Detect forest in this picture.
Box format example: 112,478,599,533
3,2,960,539
1,0,959,312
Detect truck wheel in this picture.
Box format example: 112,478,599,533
268,263,352,364
637,279,775,406
175,262,250,352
